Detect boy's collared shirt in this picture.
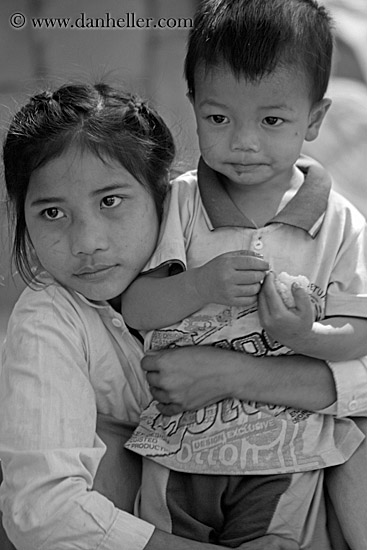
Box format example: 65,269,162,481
126,156,367,475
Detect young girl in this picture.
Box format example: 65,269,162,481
0,81,305,550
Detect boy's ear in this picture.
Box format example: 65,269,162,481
305,98,332,142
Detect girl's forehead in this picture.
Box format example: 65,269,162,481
26,148,139,202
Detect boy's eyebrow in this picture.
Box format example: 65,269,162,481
29,183,132,207
197,98,229,109
198,98,296,112
261,104,296,112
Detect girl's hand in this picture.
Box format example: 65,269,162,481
258,271,314,351
142,346,234,416
239,535,299,550
194,250,269,308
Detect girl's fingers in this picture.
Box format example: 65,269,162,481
149,386,170,403
145,371,160,387
141,351,161,372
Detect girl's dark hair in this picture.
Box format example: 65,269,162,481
185,0,334,103
3,82,175,284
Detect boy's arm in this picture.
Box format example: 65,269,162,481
121,251,269,330
290,316,367,362
258,271,367,361
120,265,206,330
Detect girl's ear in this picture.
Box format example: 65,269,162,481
305,98,332,142
186,91,194,106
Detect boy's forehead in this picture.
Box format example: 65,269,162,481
193,62,310,100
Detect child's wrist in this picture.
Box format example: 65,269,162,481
190,266,211,307
284,322,320,355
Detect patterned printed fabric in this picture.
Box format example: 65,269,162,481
127,303,360,475
125,157,367,475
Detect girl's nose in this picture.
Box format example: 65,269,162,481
230,125,260,153
71,218,109,256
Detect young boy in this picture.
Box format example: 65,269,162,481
122,0,367,547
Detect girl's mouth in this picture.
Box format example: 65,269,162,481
75,265,117,280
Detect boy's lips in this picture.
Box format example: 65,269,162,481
230,162,265,170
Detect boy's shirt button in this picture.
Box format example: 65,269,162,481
253,239,263,250
112,318,122,328
348,400,358,412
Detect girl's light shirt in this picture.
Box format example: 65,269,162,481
0,277,153,550
126,158,367,475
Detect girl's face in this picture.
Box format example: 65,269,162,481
25,147,160,302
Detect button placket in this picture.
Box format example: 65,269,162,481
252,233,264,252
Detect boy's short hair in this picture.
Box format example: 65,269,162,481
185,0,334,103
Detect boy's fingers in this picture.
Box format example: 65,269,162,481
291,283,310,311
233,256,270,271
234,270,268,285
260,272,287,313
227,249,263,258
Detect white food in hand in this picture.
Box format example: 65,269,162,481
274,272,310,308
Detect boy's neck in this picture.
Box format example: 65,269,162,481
221,166,304,228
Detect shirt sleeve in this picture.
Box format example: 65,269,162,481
326,215,367,318
326,357,367,417
0,289,154,550
142,173,200,273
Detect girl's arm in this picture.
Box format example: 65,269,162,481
141,346,337,417
142,345,367,419
121,251,269,330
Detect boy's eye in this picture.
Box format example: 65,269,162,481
263,116,283,126
101,196,122,209
42,207,64,220
208,114,229,125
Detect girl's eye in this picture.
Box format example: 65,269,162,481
208,114,229,125
263,116,283,126
42,207,64,220
101,196,122,209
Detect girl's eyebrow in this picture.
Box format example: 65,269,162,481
29,183,132,207
29,196,66,207
91,182,132,197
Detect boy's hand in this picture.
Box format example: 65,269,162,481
258,271,314,350
194,250,269,308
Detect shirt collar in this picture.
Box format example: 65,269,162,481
198,155,332,237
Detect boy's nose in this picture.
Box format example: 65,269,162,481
71,218,109,255
230,126,260,152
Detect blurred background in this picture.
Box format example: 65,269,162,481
1,0,367,349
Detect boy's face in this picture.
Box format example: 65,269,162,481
190,64,330,190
